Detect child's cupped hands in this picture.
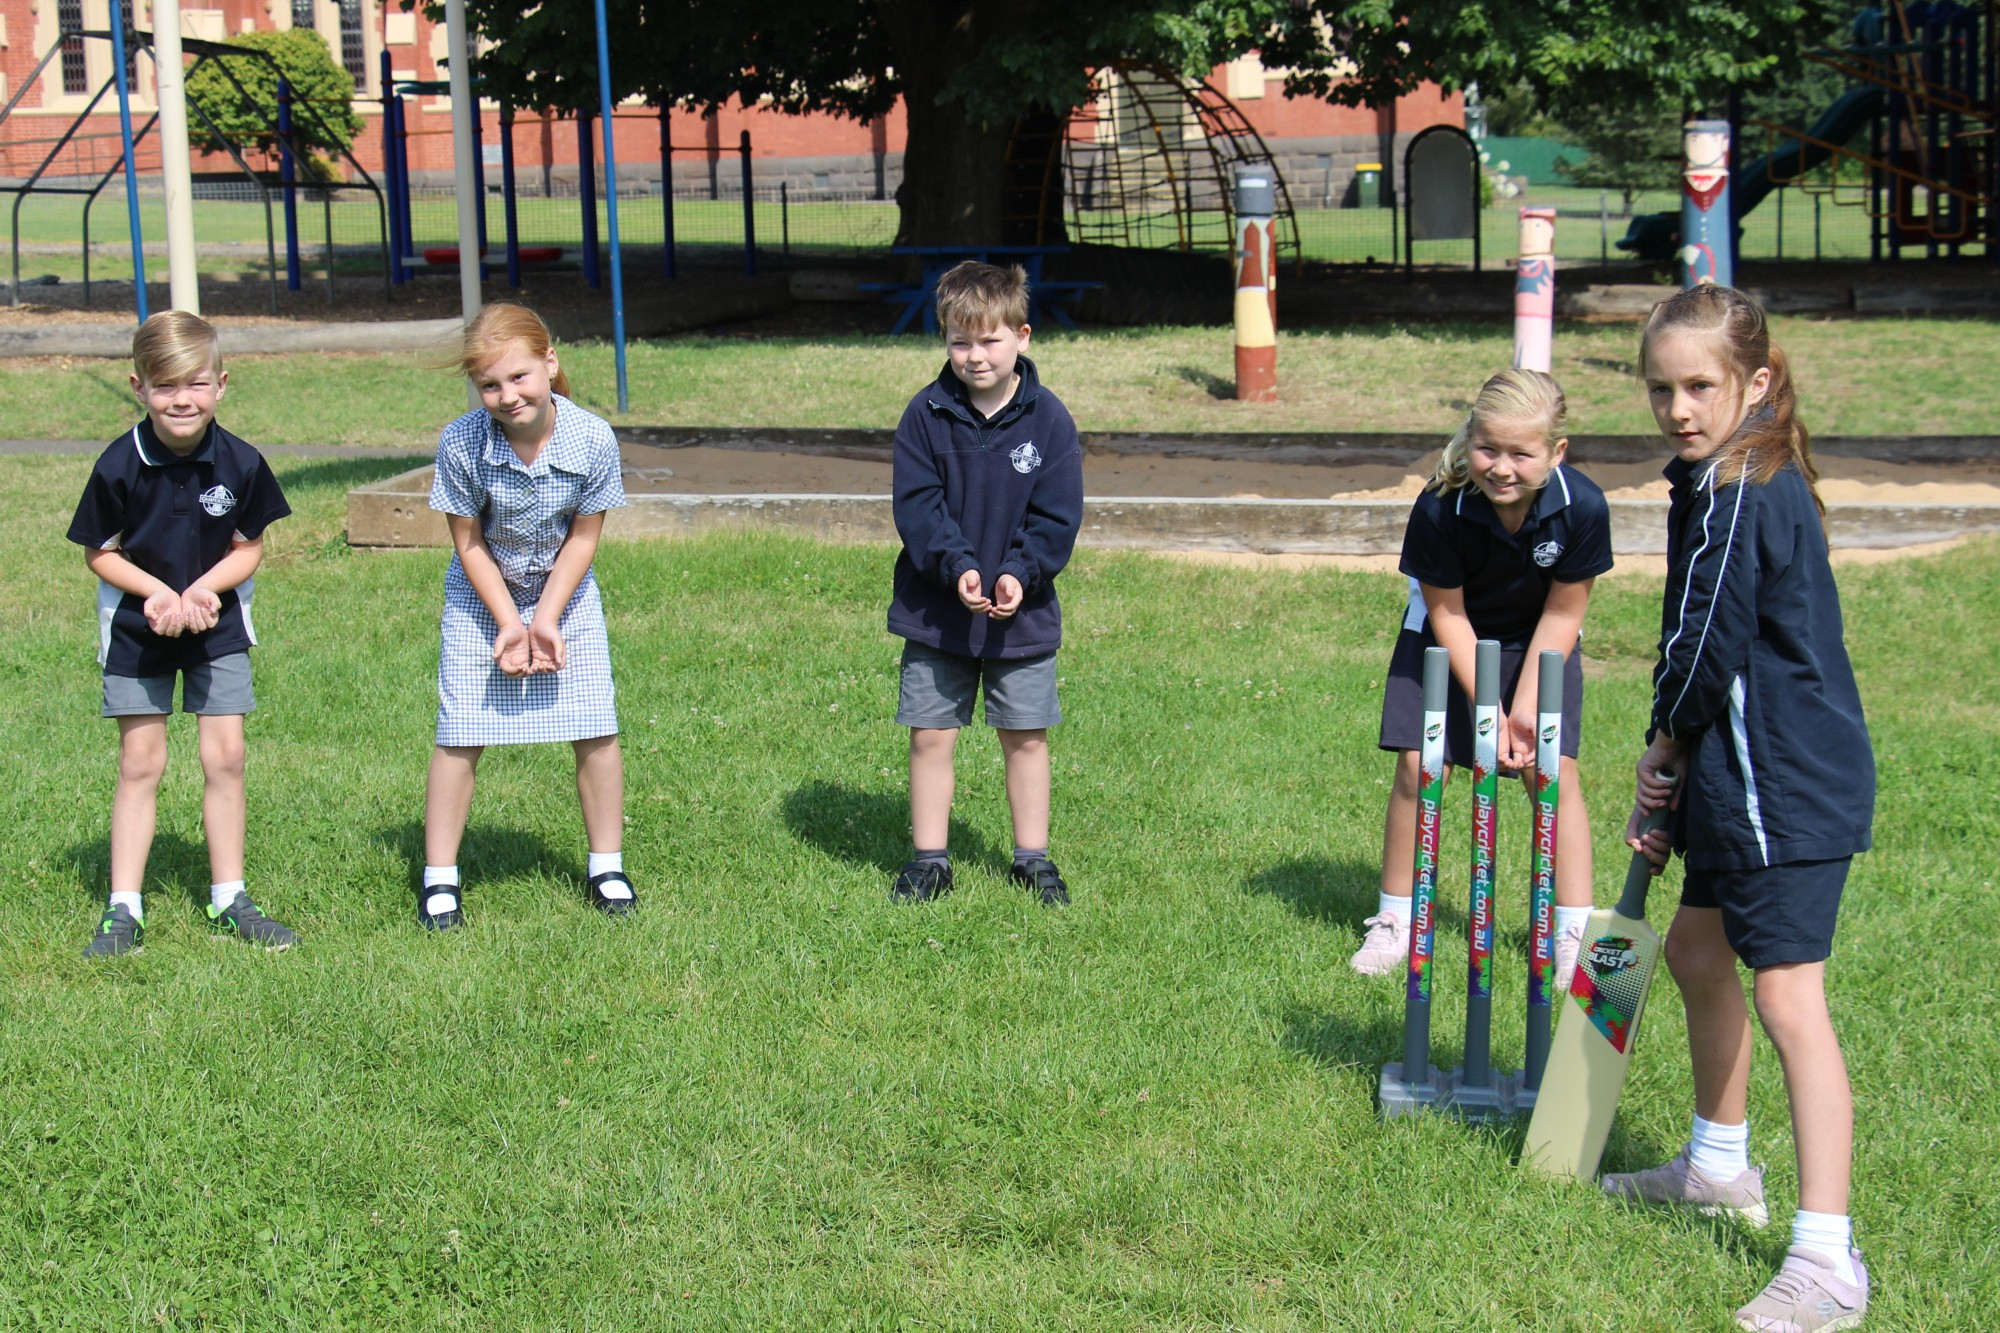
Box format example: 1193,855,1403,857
180,585,221,634
492,621,534,676
1498,701,1538,772
143,589,185,637
956,568,992,614
988,573,1024,620
527,618,567,674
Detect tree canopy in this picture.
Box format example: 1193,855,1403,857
184,28,363,179
443,0,1841,244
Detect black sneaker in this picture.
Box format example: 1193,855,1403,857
1010,857,1070,907
587,871,638,917
208,892,298,950
417,884,465,932
82,903,144,958
889,860,953,904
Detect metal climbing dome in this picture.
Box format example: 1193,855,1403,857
1060,62,1301,269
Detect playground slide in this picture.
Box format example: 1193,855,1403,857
1616,86,1890,262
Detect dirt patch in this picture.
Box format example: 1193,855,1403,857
614,441,2000,505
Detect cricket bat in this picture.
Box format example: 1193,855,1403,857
1522,786,1676,1180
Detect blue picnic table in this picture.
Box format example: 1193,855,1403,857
861,245,1103,335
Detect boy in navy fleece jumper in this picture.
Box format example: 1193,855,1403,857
885,261,1084,906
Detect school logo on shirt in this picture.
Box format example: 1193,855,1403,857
1009,441,1041,474
199,484,238,517
1532,540,1563,567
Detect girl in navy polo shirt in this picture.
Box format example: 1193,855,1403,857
419,304,633,930
1353,369,1614,984
1607,286,1873,1331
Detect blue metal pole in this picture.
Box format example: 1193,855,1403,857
500,103,521,288
578,114,600,288
381,52,404,285
593,0,628,413
108,13,147,319
470,95,488,278
278,78,301,291
660,107,676,279
739,128,755,276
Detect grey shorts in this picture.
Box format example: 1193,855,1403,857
895,641,1061,730
103,652,256,717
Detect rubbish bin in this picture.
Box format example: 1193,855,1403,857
1352,162,1382,209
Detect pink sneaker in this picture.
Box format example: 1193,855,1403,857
1734,1247,1868,1332
1349,913,1409,976
1599,1149,1770,1228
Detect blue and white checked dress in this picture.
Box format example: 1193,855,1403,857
428,394,626,746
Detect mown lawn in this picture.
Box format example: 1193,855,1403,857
1,454,1994,1329
6,313,2000,449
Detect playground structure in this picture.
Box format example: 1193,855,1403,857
0,25,388,308
1622,0,1999,263
1056,63,1302,271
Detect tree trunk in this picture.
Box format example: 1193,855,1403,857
882,1,1033,248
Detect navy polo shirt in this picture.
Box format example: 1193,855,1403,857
1398,464,1614,646
68,419,291,677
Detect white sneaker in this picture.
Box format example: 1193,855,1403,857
1554,921,1586,993
1349,913,1409,976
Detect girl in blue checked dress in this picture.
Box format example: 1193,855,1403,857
418,304,634,930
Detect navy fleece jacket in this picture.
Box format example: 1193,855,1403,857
887,355,1083,659
1651,453,1874,870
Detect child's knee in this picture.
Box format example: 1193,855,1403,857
996,727,1047,755
909,727,958,757
1750,964,1830,1039
198,724,246,781
1664,916,1737,983
118,738,167,787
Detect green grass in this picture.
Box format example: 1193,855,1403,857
6,314,1999,448
1,455,1995,1328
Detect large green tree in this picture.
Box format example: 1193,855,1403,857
448,0,1838,246
184,28,363,179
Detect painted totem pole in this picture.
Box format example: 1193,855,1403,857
1513,207,1557,372
1233,171,1278,402
1679,120,1733,288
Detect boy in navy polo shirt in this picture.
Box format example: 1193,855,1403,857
885,262,1084,906
66,311,294,958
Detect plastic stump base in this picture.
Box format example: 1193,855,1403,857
1378,1061,1447,1119
1510,1079,1544,1117
1442,1066,1517,1121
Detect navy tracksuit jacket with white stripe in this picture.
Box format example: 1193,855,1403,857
1651,454,1874,871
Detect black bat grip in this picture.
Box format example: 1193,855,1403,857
1614,772,1677,921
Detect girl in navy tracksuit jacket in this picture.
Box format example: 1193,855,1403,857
1607,286,1875,1330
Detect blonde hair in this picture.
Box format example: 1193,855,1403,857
132,309,221,384
454,302,573,398
1426,368,1568,495
935,261,1029,335
1639,285,1822,517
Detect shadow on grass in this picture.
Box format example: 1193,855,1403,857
1243,857,1379,927
62,829,213,915
370,820,574,896
781,779,999,875
1279,1003,1400,1074
269,454,432,495
1172,365,1234,400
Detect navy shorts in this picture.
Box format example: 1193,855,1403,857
1681,856,1850,969
1378,629,1582,771
895,641,1061,730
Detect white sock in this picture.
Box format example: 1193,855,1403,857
1555,904,1594,938
1688,1113,1751,1181
423,865,460,917
1791,1210,1859,1284
210,880,245,912
589,851,632,899
1376,891,1412,923
109,889,143,922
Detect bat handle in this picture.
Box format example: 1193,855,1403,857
1613,770,1677,920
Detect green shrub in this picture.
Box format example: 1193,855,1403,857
184,28,363,180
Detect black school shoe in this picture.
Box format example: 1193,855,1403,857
889,860,953,904
587,871,638,917
418,884,465,932
1010,857,1070,907
82,903,144,958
